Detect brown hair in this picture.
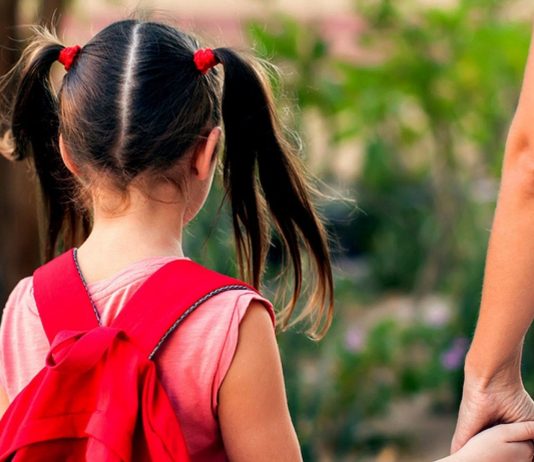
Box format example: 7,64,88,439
1,20,334,338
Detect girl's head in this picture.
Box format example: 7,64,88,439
1,19,334,337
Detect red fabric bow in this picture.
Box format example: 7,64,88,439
193,48,219,74
58,45,81,71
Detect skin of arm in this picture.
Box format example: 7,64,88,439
218,301,302,462
466,23,534,385
451,23,534,452
0,386,8,417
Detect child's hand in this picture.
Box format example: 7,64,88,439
438,422,534,462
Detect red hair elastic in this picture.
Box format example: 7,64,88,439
58,45,81,71
193,48,219,74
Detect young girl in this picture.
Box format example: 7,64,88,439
0,18,533,461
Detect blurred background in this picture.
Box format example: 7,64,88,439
1,0,534,460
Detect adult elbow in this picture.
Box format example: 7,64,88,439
502,123,534,196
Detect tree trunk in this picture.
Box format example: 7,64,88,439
0,0,67,307
0,0,18,76
0,0,36,308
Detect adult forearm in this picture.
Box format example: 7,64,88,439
467,132,534,385
466,23,534,386
467,179,534,386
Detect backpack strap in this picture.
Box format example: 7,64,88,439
33,249,100,344
110,259,255,359
33,248,258,359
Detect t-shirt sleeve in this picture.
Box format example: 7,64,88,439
0,276,44,397
147,287,276,457
210,290,275,413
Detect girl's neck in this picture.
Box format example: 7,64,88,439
75,187,186,284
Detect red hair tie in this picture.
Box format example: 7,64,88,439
193,48,219,74
58,45,81,71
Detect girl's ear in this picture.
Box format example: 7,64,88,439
193,126,222,181
59,135,79,176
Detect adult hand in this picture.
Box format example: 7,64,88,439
451,373,534,453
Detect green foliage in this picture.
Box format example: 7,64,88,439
242,0,532,458
184,0,531,457
277,291,462,459
183,176,237,276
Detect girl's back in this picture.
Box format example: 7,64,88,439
0,255,273,460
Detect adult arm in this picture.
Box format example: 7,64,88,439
218,301,302,462
452,22,534,452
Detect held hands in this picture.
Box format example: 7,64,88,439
451,373,534,453
439,422,534,462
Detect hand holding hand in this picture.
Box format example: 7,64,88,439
439,422,534,462
451,373,534,453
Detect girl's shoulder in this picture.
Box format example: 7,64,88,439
3,276,39,319
156,282,276,394
154,284,276,453
1,261,276,332
1,260,275,328
0,276,49,399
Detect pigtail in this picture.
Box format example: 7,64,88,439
0,28,88,261
213,48,334,338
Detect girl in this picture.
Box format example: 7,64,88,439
0,19,331,461
0,18,532,462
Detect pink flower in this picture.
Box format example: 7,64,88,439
441,337,469,370
344,326,365,353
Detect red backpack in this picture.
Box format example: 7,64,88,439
0,249,255,461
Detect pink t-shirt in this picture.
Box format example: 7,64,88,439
0,256,274,461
